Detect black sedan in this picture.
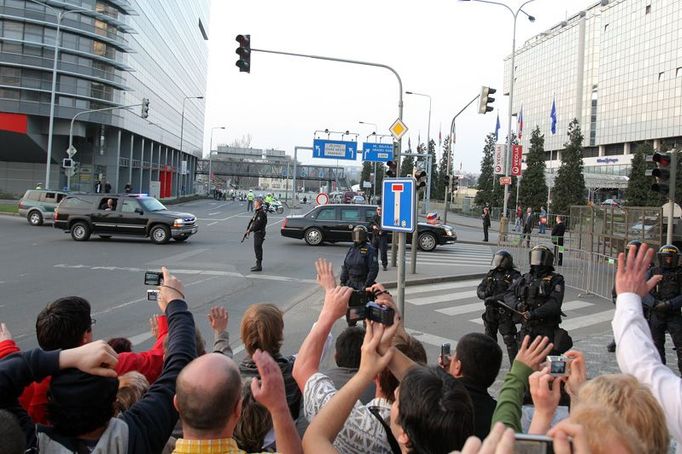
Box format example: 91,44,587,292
280,204,457,251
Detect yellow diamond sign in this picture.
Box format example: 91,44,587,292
389,118,408,140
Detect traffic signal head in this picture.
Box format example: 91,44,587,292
413,168,427,190
452,175,460,192
141,98,150,119
235,34,251,73
478,86,496,114
386,160,397,178
647,151,673,195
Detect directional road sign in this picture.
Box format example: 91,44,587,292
313,139,357,160
363,142,394,162
381,177,416,233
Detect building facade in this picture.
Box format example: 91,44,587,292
504,0,682,198
0,0,209,196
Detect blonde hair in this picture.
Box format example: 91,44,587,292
568,405,644,454
114,371,149,415
575,374,669,453
240,304,284,356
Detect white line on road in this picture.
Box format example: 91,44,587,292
405,328,457,348
405,280,481,295
468,300,597,325
560,309,615,331
408,290,477,306
207,221,218,226
208,212,221,216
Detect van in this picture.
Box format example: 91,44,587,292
18,189,69,226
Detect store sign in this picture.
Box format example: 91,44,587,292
596,158,619,163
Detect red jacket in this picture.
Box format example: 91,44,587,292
0,315,168,425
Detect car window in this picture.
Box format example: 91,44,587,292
56,193,66,202
98,198,118,211
60,196,91,208
43,192,56,201
316,207,336,221
340,208,361,222
28,191,41,201
121,200,140,213
364,209,376,222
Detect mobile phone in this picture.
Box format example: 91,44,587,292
144,271,163,286
147,289,159,301
514,434,558,454
440,343,451,367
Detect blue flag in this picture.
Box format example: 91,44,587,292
495,112,500,141
550,98,557,135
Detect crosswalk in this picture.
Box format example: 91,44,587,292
409,243,495,268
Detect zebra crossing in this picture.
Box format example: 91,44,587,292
410,243,496,268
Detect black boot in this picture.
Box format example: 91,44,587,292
607,339,616,352
250,261,262,272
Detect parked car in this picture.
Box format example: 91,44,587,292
352,195,366,204
601,199,622,208
53,193,198,243
280,204,457,251
18,189,69,226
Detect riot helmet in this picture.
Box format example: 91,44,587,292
491,250,514,270
529,245,554,268
352,225,368,244
657,244,679,269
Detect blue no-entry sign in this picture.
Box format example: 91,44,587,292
362,142,394,163
381,178,416,233
313,139,357,160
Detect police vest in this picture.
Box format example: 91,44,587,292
652,267,681,300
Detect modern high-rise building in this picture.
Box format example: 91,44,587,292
0,0,209,196
504,0,682,197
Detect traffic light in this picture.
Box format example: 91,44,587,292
62,158,73,168
235,34,251,73
452,175,460,192
141,98,149,119
386,160,397,178
478,86,496,114
413,168,427,191
647,151,673,195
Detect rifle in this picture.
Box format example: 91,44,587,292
242,217,254,243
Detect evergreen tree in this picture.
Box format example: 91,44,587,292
427,139,438,199
361,161,372,187
434,136,451,200
624,142,660,206
474,133,496,208
375,161,385,197
400,154,414,178
518,127,548,211
551,119,587,215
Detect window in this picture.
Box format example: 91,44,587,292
364,210,376,222
42,192,56,201
645,4,651,14
61,196,91,208
121,200,140,213
99,198,117,210
315,208,336,221
28,191,41,201
340,208,360,222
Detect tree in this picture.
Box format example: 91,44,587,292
361,161,372,188
518,126,548,211
434,136,451,201
474,133,496,208
551,119,587,215
625,142,660,206
427,139,439,199
400,154,414,178
229,134,252,149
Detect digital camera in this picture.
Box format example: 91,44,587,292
546,355,569,377
144,271,163,286
346,290,395,326
147,289,159,301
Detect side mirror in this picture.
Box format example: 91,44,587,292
135,208,144,215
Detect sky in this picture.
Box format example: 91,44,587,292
203,0,596,173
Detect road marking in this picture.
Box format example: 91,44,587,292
408,261,491,268
408,290,477,306
130,332,154,346
405,279,481,295
246,274,317,284
197,212,250,222
560,309,615,331
405,328,457,348
468,300,596,325
207,221,218,226
208,212,221,216
437,301,486,316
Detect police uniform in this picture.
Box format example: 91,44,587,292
505,245,571,354
646,245,682,373
341,226,379,290
248,206,267,271
369,212,388,271
477,250,521,365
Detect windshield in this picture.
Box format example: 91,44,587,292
138,197,167,212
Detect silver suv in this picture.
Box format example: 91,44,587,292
18,189,68,226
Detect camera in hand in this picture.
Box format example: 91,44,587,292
147,289,159,301
346,290,394,326
547,355,568,377
144,271,163,286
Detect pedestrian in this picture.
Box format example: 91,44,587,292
539,206,547,234
514,205,522,232
478,250,521,365
104,181,112,194
482,206,491,242
340,226,378,291
522,207,533,247
94,180,102,193
504,244,572,355
303,196,307,204
35,182,43,189
244,198,267,272
369,206,388,271
247,190,255,212
124,182,132,193
551,215,566,266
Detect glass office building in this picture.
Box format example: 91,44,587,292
504,0,682,194
0,0,209,195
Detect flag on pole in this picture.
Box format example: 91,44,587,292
550,97,557,135
438,128,442,146
408,136,412,150
417,132,421,148
517,105,524,140
494,112,501,142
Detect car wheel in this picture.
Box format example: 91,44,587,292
150,225,171,244
28,210,43,226
418,232,437,252
276,207,284,214
71,222,91,241
304,227,324,246
174,235,189,242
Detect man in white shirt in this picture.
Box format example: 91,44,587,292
611,242,681,443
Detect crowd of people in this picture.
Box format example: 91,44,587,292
0,243,681,453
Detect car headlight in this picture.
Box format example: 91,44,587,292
444,228,454,236
173,218,184,227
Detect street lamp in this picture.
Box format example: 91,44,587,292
459,0,536,236
208,126,226,196
27,0,92,189
358,121,378,202
178,95,203,197
405,91,432,212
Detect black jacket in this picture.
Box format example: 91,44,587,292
458,378,496,440
240,353,301,419
551,222,566,246
249,208,268,234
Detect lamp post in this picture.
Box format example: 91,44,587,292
406,91,432,213
359,121,378,201
460,0,536,236
208,126,226,196
178,95,203,197
27,0,92,189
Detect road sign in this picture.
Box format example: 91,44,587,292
499,176,512,185
381,178,416,233
313,139,357,160
66,145,77,157
316,192,329,205
494,144,506,175
511,145,523,176
362,181,372,188
362,142,394,162
389,118,408,140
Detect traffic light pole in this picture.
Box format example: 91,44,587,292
667,151,677,245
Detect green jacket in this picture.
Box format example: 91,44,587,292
491,360,533,433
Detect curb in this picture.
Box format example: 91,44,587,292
382,272,487,289
0,211,19,217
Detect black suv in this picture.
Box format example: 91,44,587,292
54,194,198,244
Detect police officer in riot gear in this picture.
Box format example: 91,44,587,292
505,244,571,354
646,244,682,373
244,198,267,272
340,225,379,290
478,250,522,365
369,206,389,271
